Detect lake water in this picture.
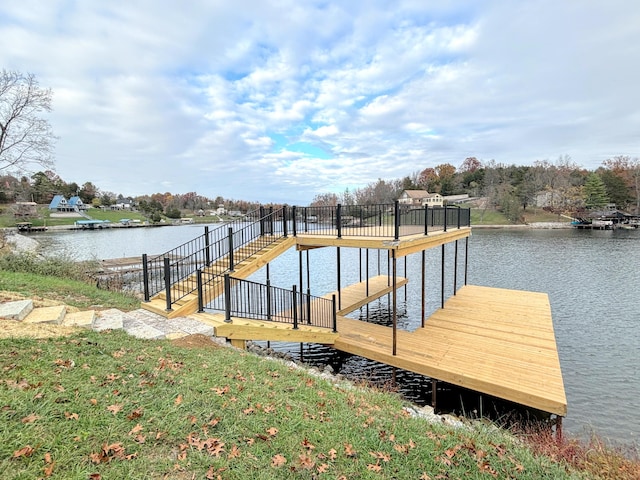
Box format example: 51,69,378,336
32,225,640,445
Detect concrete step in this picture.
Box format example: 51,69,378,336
0,299,34,320
23,305,67,325
61,310,96,327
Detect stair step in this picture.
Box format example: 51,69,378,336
0,299,34,321
23,305,67,325
61,310,96,327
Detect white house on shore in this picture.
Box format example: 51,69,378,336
398,189,444,207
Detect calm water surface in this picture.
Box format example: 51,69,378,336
33,225,640,445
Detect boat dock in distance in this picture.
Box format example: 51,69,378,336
136,203,566,430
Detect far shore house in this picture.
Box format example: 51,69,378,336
398,189,444,207
48,195,87,212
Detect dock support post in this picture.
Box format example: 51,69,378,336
259,206,265,236
299,250,304,302
556,416,564,443
336,247,342,311
282,206,288,237
441,245,445,309
336,204,342,238
163,257,172,312
464,237,469,286
142,254,150,302
453,240,459,295
392,249,397,356
431,379,437,409
421,250,426,328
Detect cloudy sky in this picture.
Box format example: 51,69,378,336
1,1,639,204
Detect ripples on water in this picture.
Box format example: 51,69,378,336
31,225,640,445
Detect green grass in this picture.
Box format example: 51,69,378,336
0,270,140,310
0,330,584,479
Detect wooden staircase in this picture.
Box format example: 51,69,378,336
141,236,296,318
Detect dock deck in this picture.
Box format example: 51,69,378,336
189,279,566,416
333,284,566,416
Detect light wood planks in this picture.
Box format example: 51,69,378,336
333,284,567,416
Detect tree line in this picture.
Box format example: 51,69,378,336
310,155,640,220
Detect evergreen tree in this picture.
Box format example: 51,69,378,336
583,173,609,209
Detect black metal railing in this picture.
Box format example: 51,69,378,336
206,274,337,331
142,207,287,308
141,202,470,311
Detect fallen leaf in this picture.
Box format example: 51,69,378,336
317,463,329,473
21,413,39,424
266,427,278,437
301,438,315,450
64,412,79,420
298,453,315,470
367,463,382,472
344,443,357,458
107,404,122,415
228,444,241,459
13,445,35,458
174,394,183,406
271,454,287,467
44,453,53,464
128,424,143,435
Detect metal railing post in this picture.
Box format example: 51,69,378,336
283,206,288,237
292,206,297,237
444,207,448,232
204,226,211,266
163,257,172,311
457,206,461,229
227,227,235,271
142,254,150,302
292,285,299,330
259,206,265,236
304,207,308,233
336,204,342,238
266,279,272,321
306,287,311,324
197,269,204,312
424,205,429,236
224,274,232,322
394,200,400,240
332,294,337,333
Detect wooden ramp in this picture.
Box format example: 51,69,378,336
323,275,408,316
333,284,567,416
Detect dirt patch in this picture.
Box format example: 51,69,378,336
170,334,223,350
0,319,80,339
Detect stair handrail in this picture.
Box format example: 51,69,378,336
202,273,337,332
142,207,288,307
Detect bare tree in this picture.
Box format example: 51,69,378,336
0,70,55,173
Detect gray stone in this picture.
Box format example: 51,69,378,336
93,308,125,331
0,300,34,321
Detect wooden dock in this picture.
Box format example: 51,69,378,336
188,278,566,416
333,284,566,416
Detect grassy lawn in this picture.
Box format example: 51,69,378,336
0,270,141,311
0,329,586,480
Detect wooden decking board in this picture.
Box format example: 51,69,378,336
332,284,566,415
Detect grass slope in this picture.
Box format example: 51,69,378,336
0,329,583,479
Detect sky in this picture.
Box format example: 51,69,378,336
1,1,639,204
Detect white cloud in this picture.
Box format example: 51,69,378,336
1,0,639,204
